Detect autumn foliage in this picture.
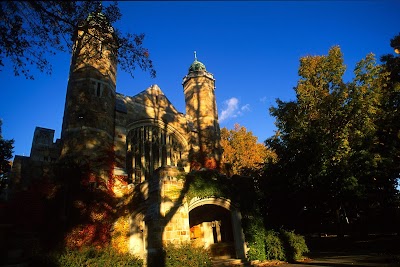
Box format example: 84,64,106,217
220,123,276,176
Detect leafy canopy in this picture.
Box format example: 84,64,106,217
264,44,398,232
0,1,155,79
0,120,14,189
221,123,276,176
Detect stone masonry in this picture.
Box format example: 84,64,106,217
10,7,246,266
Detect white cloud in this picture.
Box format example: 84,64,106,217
219,97,239,122
241,104,250,111
260,96,267,103
219,98,250,122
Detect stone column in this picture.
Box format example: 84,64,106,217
231,209,247,259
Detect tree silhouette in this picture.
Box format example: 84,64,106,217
0,1,155,79
0,120,14,190
264,45,399,235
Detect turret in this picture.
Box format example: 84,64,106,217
60,7,118,185
182,53,222,169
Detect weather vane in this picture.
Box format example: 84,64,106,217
97,1,103,13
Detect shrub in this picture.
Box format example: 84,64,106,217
264,230,285,261
242,215,267,261
279,229,309,262
242,218,309,263
164,242,212,267
32,246,143,267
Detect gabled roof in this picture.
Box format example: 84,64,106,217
130,84,182,115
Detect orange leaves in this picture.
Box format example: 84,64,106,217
65,170,116,250
65,223,112,249
111,216,130,253
90,209,108,222
204,157,218,169
221,123,275,176
190,151,220,171
65,224,97,248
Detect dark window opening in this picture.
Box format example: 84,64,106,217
127,125,184,184
97,83,101,97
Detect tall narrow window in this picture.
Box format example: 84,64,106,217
98,40,103,53
97,82,101,97
127,125,184,184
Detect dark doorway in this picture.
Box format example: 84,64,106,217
189,204,235,258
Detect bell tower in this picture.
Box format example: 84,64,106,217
60,6,118,184
182,53,222,169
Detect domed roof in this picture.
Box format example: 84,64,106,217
86,3,109,24
189,59,206,72
86,11,107,21
83,4,115,34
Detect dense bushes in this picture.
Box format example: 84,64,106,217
32,246,143,267
242,215,267,261
244,222,309,263
280,229,309,261
164,242,212,267
33,242,212,267
264,230,285,261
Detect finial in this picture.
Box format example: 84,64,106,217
194,51,197,61
96,1,103,13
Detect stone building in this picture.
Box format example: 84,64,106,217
10,8,246,264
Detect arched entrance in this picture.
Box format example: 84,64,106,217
190,204,235,258
188,198,246,259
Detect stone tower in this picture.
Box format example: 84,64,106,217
60,7,118,184
183,55,222,169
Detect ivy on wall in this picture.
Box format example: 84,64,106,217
185,170,231,202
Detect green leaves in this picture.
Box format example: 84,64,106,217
265,43,399,233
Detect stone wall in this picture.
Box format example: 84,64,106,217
159,167,190,244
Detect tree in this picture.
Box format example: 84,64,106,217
378,33,400,197
0,120,14,190
220,123,276,177
0,1,155,79
263,46,397,234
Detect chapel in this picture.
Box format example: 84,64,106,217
10,8,246,263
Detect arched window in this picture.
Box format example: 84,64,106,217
127,125,184,184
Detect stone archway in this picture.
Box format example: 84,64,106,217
188,197,246,259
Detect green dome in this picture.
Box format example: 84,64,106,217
84,5,114,34
189,59,206,72
86,11,107,22
86,4,108,24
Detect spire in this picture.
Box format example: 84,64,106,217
188,51,206,72
85,1,109,27
96,1,103,13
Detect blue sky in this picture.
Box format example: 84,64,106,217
1,1,399,159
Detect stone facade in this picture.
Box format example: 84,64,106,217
10,9,246,265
